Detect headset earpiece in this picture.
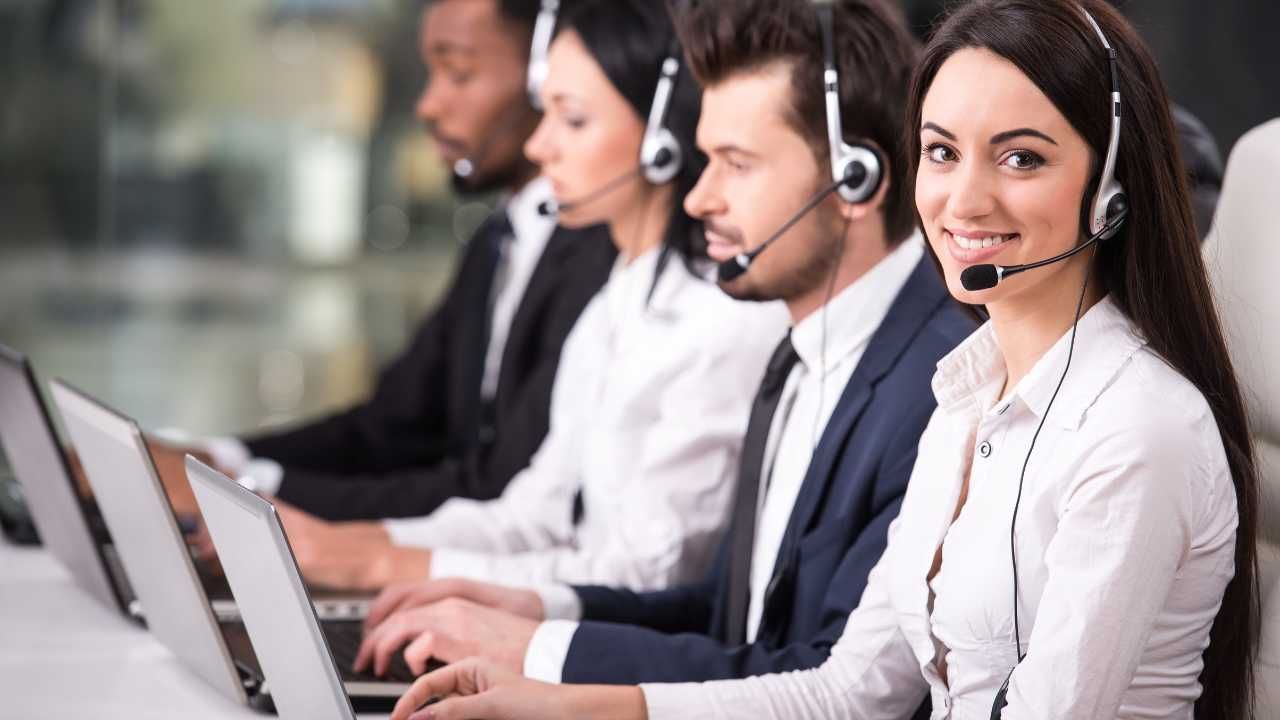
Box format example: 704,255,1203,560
833,142,882,204
526,0,559,110
816,1,882,205
1081,7,1127,240
641,127,682,185
641,54,684,186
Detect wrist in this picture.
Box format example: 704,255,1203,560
369,547,431,590
562,684,646,720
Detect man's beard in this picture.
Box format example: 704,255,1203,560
718,209,843,303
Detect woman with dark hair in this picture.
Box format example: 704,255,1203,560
383,1,1257,718
368,0,787,602
525,0,707,290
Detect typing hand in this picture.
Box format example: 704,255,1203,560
275,499,430,591
365,578,545,631
355,598,535,677
390,658,647,720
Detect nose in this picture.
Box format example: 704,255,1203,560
684,165,726,221
946,159,997,222
415,77,445,126
524,115,554,167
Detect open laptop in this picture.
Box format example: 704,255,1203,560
51,379,418,712
188,456,435,716
0,344,138,622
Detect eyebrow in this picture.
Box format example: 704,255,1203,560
548,92,586,110
426,41,476,57
921,121,1059,146
705,143,761,159
989,128,1059,146
921,122,956,140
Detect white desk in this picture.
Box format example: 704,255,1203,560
0,539,388,719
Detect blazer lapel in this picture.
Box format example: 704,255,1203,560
763,257,949,610
493,225,610,405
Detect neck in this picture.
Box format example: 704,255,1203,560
505,158,541,196
785,216,893,325
609,185,674,264
988,255,1105,396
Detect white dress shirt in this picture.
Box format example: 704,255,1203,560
480,176,557,399
747,236,923,642
162,178,558,495
521,237,924,682
641,297,1237,719
384,248,790,592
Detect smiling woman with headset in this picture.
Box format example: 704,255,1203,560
374,0,789,599
382,1,1258,718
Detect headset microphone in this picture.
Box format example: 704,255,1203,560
964,7,1127,297
717,1,880,285
959,203,1128,291
536,167,644,218
716,176,846,283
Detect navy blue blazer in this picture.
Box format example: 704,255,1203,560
561,255,977,685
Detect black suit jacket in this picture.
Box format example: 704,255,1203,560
561,257,976,685
242,220,616,520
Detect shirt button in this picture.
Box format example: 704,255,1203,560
978,441,992,458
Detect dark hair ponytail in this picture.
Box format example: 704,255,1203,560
905,2,1259,717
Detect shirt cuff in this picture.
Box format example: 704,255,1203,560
424,547,473,580
522,620,580,683
533,583,583,621
640,683,703,720
153,429,252,475
239,458,285,496
384,517,438,549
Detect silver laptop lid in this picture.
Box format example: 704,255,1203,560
187,457,357,720
49,380,247,706
0,346,124,615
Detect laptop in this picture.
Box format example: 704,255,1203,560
0,344,137,622
51,379,418,712
189,456,430,716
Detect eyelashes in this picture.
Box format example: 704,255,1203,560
922,142,956,164
1001,149,1046,171
920,143,1046,172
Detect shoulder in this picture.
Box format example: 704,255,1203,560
1075,347,1231,507
877,297,977,403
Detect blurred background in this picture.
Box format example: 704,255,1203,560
0,0,1276,442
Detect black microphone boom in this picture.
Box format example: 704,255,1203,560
958,210,1127,291
716,176,846,283
537,167,643,217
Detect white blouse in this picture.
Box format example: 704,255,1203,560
384,249,789,591
641,297,1237,719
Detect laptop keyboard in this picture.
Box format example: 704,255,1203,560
323,620,421,684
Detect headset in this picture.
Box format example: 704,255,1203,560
717,0,884,283
526,0,559,111
990,6,1126,716
454,0,562,182
960,6,1127,292
536,5,685,217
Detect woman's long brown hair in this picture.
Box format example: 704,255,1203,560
905,1,1259,717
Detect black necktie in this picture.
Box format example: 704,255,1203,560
724,333,800,645
477,210,514,293
471,210,513,446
